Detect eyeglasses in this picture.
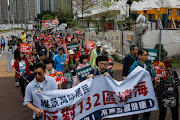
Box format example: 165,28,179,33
34,72,42,76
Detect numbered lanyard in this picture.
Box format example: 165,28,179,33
129,54,136,61
36,80,43,90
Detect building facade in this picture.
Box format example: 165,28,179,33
134,8,180,28
0,0,8,22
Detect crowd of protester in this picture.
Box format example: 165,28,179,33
11,30,179,120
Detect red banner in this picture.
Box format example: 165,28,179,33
154,62,167,78
20,43,33,53
49,71,66,85
86,41,96,50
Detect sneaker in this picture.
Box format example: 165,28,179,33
15,82,20,87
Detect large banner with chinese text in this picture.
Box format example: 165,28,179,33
37,66,158,120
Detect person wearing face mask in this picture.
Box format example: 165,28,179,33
155,59,179,120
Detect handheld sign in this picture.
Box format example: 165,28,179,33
86,41,96,50
67,43,79,51
43,40,53,49
147,49,157,61
76,65,92,81
20,43,33,53
154,62,167,78
49,71,66,85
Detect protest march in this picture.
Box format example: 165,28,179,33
8,27,179,120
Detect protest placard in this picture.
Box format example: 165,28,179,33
37,66,158,120
67,43,79,51
76,65,92,81
20,43,33,53
43,40,53,49
76,29,82,35
49,71,66,85
25,54,35,62
67,36,72,42
147,49,157,61
86,41,96,50
154,62,167,78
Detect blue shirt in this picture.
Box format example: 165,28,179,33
53,53,66,73
23,76,58,119
0,38,5,45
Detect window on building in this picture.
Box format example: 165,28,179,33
177,9,180,16
168,9,172,16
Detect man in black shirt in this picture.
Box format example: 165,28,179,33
122,45,138,80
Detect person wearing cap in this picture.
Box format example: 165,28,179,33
53,47,66,73
99,45,114,68
65,50,79,87
90,42,102,68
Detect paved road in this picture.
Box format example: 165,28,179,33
0,66,180,120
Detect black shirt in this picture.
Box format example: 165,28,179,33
122,54,138,77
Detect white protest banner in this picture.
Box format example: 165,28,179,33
36,67,158,120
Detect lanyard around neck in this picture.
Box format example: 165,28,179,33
129,54,136,61
97,68,101,75
36,80,43,90
47,69,52,75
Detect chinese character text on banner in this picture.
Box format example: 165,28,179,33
37,67,158,120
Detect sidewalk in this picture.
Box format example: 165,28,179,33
0,59,15,77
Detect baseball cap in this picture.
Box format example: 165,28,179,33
95,42,101,47
102,45,110,53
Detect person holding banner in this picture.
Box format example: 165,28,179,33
23,63,58,120
54,47,66,73
13,52,31,101
76,54,89,84
90,42,102,68
155,59,179,120
122,45,138,80
87,56,113,79
129,48,156,120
